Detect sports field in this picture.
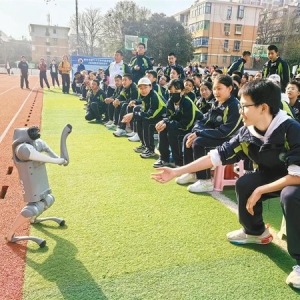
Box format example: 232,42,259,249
0,74,299,299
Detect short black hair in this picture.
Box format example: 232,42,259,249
168,52,177,57
146,70,157,78
115,50,124,56
93,79,100,86
74,72,81,76
185,78,195,86
114,74,122,80
239,80,281,116
268,44,278,52
287,80,300,91
242,51,251,56
200,81,213,91
168,79,184,91
214,74,233,88
232,70,243,78
192,73,202,79
232,74,241,85
171,66,181,75
213,69,223,75
138,42,145,48
123,73,133,81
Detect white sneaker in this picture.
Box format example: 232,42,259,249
226,227,273,245
187,179,213,193
286,265,300,289
104,120,114,126
128,133,140,142
106,124,117,130
175,173,197,185
126,131,135,137
113,128,127,137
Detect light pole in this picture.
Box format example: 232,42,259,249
75,0,79,55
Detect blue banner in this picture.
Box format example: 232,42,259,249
71,55,114,76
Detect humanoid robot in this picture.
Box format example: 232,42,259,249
6,124,72,247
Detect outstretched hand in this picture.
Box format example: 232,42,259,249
151,167,176,184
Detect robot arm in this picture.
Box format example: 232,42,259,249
34,139,60,158
15,143,66,165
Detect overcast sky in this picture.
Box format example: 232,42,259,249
0,0,194,39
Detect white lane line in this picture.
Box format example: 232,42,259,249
0,83,39,144
0,86,19,96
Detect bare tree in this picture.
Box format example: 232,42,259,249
102,1,151,56
70,7,104,56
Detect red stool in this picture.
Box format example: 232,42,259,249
213,161,244,191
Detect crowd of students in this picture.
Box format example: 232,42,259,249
63,43,300,289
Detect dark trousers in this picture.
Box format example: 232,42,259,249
236,172,300,262
158,127,188,166
135,105,159,151
39,71,50,88
82,86,87,99
71,80,76,93
107,87,115,121
20,73,29,89
50,73,60,87
62,74,70,93
85,102,106,121
118,103,134,130
183,134,228,180
7,69,10,75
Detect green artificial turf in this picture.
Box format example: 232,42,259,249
22,89,300,299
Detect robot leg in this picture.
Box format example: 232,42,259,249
7,194,65,247
6,201,48,247
30,194,65,226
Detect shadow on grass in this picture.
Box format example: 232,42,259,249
236,242,300,295
26,224,108,300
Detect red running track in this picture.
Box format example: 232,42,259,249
0,74,44,300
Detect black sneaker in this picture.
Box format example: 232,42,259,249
140,149,156,158
134,144,146,153
153,159,170,168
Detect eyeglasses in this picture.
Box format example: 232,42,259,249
238,103,257,112
286,87,298,91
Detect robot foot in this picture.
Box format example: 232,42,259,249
8,235,46,248
31,217,65,226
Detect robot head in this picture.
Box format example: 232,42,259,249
13,126,41,145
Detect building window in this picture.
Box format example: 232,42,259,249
222,56,227,64
205,3,211,14
227,7,232,20
235,24,242,34
53,27,56,34
233,40,241,51
53,38,58,45
193,37,209,47
224,39,229,49
45,28,50,36
194,3,212,16
224,23,230,34
237,6,245,19
200,54,208,62
190,20,210,33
